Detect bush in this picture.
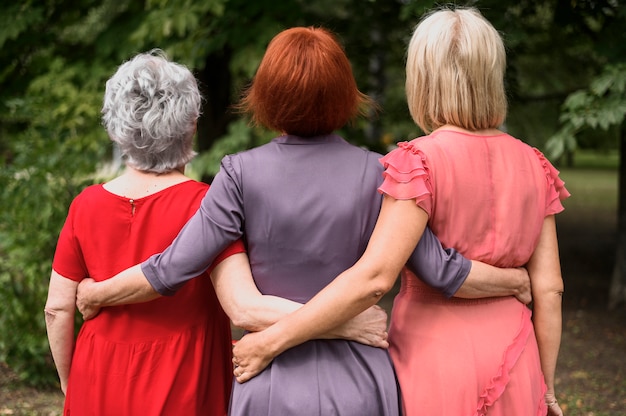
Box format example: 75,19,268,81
0,65,108,387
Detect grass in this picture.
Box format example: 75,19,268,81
558,168,618,220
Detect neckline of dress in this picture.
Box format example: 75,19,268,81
273,134,343,145
431,127,507,138
99,179,195,202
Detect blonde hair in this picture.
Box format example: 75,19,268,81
406,7,507,134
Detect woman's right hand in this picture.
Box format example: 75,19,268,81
331,305,389,348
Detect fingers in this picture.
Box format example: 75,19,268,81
232,363,257,383
232,357,248,383
78,306,101,320
545,393,563,416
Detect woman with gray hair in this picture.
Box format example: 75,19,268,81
44,50,247,415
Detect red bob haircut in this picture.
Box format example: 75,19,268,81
238,27,373,137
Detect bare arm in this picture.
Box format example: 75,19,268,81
232,196,427,382
76,264,159,320
526,215,564,415
456,262,531,304
404,223,531,303
210,253,298,331
211,252,389,347
44,271,79,394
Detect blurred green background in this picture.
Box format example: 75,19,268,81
0,0,624,398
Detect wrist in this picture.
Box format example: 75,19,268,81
511,273,522,296
263,321,292,357
86,281,104,307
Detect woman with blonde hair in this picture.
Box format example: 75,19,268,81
232,8,568,416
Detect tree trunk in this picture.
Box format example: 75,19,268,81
609,122,626,309
364,27,385,149
195,48,234,183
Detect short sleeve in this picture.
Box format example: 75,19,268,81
51,200,88,282
378,141,433,216
533,148,571,215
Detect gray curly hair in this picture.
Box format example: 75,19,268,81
102,50,201,173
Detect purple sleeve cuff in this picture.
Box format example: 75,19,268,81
405,227,471,298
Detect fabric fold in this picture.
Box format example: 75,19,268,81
474,306,547,415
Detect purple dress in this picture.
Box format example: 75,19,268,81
142,134,470,415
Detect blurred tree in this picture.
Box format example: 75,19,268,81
0,0,121,386
543,1,626,308
1,0,624,387
550,65,626,309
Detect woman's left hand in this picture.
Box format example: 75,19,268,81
545,393,564,416
232,330,275,383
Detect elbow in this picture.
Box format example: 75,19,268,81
533,280,564,298
354,259,400,300
373,279,395,298
229,314,250,331
225,307,261,332
367,270,397,300
532,285,564,307
230,317,262,333
44,305,74,327
44,307,57,327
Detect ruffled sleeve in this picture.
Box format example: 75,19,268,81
533,148,571,216
378,141,433,216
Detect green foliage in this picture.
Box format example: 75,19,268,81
1,0,625,388
189,119,274,179
0,0,171,387
547,64,626,160
0,54,109,386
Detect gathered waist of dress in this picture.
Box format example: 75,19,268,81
399,269,513,305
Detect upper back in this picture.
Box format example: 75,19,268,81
227,134,383,302
415,130,552,267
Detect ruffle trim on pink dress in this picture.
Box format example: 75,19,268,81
474,306,547,416
533,148,571,215
378,141,432,215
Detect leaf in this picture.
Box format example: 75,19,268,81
0,4,44,48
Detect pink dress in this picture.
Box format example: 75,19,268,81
379,130,570,416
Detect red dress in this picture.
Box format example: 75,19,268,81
52,181,244,416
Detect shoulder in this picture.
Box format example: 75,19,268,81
180,177,209,189
68,184,105,208
60,184,107,226
219,142,272,168
178,179,209,192
162,180,209,205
